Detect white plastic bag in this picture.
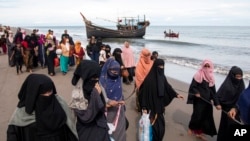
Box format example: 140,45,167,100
69,79,88,110
138,110,153,141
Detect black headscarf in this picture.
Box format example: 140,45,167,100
217,66,245,108
112,48,124,66
17,74,66,135
72,60,101,101
17,74,57,113
138,59,177,116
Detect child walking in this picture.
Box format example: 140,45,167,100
10,42,24,75
99,44,106,68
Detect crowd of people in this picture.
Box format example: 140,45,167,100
3,25,250,141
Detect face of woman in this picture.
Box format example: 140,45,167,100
204,63,210,69
235,74,243,80
40,90,53,96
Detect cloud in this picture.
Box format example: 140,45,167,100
1,0,250,26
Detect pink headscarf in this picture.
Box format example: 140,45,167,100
121,42,135,68
193,59,215,87
38,34,46,45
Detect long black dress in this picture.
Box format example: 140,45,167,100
138,59,178,141
187,79,219,136
72,60,110,141
7,74,78,141
217,66,245,141
45,43,56,75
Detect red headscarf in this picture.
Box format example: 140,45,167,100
194,59,215,87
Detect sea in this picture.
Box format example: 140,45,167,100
24,26,250,89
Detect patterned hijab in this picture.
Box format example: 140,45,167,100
100,58,122,101
237,81,250,125
194,59,215,87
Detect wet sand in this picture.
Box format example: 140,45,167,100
0,53,221,141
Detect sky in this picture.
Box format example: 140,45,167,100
1,0,250,26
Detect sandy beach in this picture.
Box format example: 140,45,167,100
0,51,223,141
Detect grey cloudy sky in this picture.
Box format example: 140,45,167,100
1,0,250,26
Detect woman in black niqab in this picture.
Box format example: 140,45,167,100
138,59,183,141
7,74,78,141
217,66,245,141
71,60,110,141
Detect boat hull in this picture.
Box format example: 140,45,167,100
85,24,147,38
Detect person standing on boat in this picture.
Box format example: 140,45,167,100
121,41,136,84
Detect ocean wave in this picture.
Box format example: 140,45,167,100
103,38,202,47
161,55,250,80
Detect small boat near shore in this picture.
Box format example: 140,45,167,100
164,30,179,38
80,12,150,38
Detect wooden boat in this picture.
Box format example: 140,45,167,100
80,12,150,38
164,30,179,38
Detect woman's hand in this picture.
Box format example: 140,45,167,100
195,93,201,98
215,105,222,110
177,94,184,100
228,108,237,119
95,83,101,94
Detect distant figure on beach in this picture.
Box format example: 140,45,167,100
216,66,245,141
30,29,39,68
100,58,126,141
7,74,78,141
73,40,85,66
59,37,70,75
10,42,24,75
71,60,110,141
61,29,70,40
0,27,7,54
105,44,111,59
13,27,23,44
68,36,75,67
93,37,102,63
228,80,250,125
112,48,124,69
7,30,15,66
121,41,136,84
135,48,183,141
86,36,95,60
21,35,33,73
151,51,158,61
99,44,106,68
37,34,46,68
45,43,56,76
187,59,221,140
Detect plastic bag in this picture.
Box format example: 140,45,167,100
69,79,88,110
138,110,153,141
